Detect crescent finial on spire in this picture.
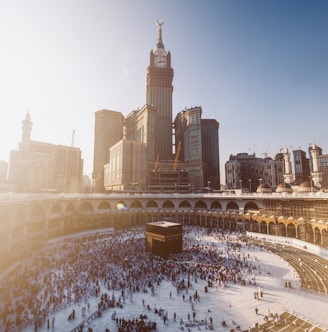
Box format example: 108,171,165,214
156,20,164,49
156,20,163,27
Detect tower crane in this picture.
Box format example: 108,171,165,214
173,141,181,171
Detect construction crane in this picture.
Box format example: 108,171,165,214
173,141,181,171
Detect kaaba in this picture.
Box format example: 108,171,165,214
145,221,182,258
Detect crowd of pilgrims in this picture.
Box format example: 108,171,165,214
0,226,257,331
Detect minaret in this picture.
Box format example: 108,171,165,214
283,147,293,184
21,111,33,151
146,21,174,160
309,144,322,188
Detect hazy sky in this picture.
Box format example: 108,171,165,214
1,0,327,183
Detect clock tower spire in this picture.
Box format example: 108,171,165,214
156,20,164,50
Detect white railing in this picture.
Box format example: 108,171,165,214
1,190,328,202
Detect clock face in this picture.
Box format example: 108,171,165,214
154,55,167,68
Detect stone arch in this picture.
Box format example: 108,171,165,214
260,221,267,233
297,223,314,243
179,200,192,209
66,202,75,213
226,201,239,212
277,222,286,236
76,202,94,227
244,201,260,212
287,223,296,238
98,201,111,211
146,200,158,208
130,200,142,209
195,200,207,210
230,218,237,231
314,227,321,245
50,204,62,216
210,200,222,211
78,202,93,213
162,200,175,209
250,219,259,232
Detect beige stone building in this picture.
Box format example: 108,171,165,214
104,139,147,191
8,112,83,193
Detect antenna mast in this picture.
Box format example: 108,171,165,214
71,129,75,147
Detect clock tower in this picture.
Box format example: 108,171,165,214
146,21,174,160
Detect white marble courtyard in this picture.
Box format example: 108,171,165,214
3,227,327,332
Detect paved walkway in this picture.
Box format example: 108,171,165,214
9,228,328,332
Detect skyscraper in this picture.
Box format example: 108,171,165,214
93,22,221,193
92,110,124,192
201,119,220,189
174,107,204,190
125,105,157,164
146,21,174,160
174,107,221,191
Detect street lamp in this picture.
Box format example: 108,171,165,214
239,179,242,190
248,179,252,193
207,181,211,193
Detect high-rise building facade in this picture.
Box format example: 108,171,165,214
92,110,124,192
103,104,156,191
8,112,83,193
225,153,283,192
146,21,174,160
173,107,221,191
174,107,203,190
226,153,261,191
175,107,202,163
293,149,310,185
262,155,284,189
317,154,328,189
201,119,220,189
125,105,157,164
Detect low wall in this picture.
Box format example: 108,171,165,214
246,231,328,260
